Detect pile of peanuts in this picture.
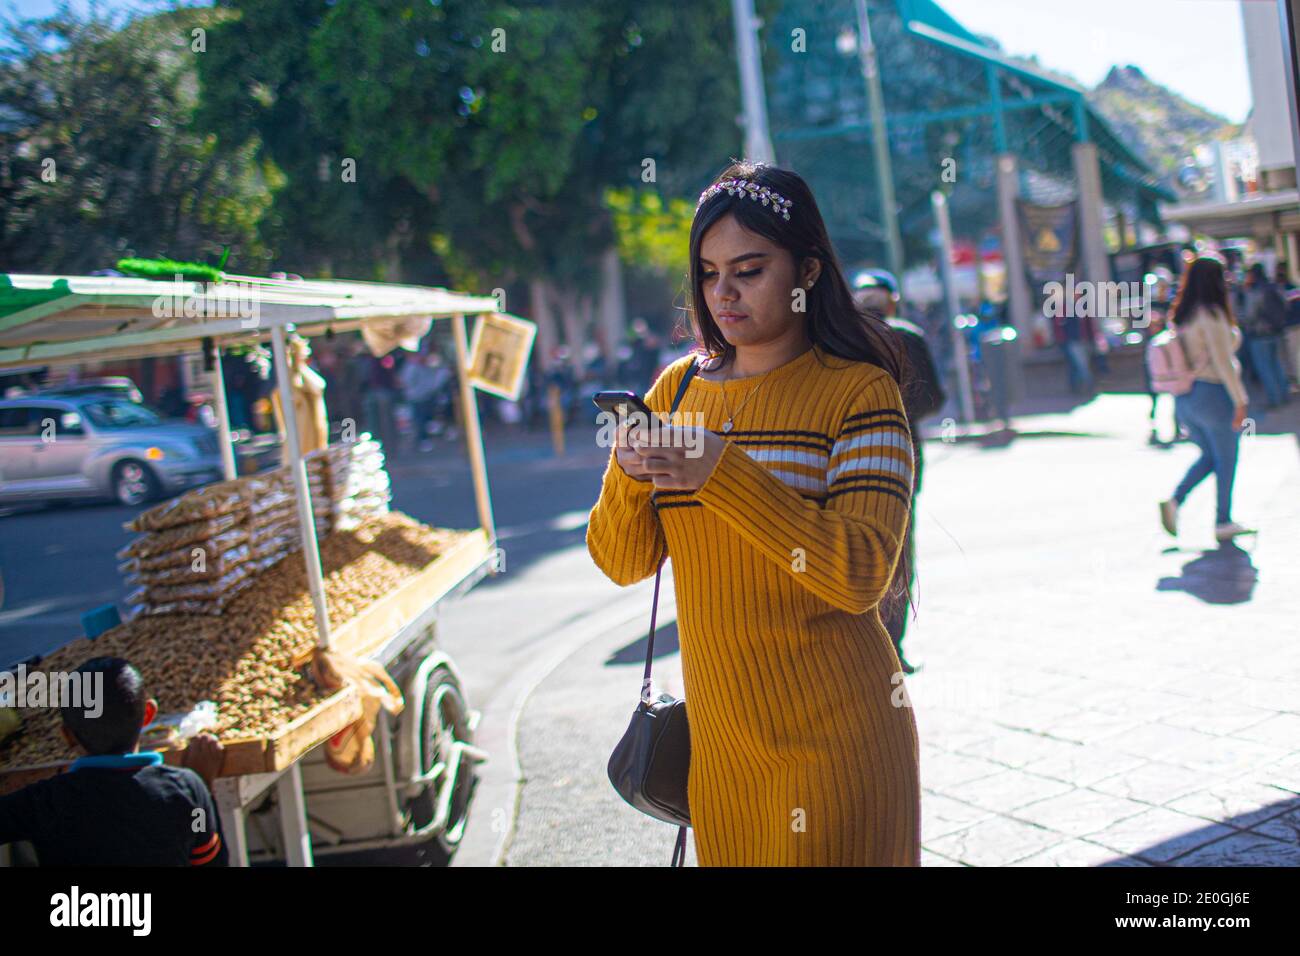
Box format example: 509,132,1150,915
0,512,466,773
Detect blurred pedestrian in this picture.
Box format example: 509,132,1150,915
400,349,450,451
362,353,400,452
1276,262,1300,388
1057,289,1094,396
1158,257,1255,542
852,267,943,675
1241,263,1290,408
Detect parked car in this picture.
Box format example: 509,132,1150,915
0,395,223,506
31,376,144,405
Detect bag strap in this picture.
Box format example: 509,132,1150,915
639,357,701,705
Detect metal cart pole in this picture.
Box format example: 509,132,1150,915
270,322,332,650
208,338,238,481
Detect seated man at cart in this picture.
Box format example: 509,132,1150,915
0,656,229,866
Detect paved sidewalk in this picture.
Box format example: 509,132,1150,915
505,392,1300,866
910,394,1300,866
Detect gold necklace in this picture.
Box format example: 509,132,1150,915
719,375,769,433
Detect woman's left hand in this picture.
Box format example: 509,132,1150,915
630,425,727,491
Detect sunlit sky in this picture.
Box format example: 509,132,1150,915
6,0,1258,123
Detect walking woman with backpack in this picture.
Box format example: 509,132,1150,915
1157,256,1255,542
587,161,920,866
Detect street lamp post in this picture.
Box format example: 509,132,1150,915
855,0,905,281
731,0,776,164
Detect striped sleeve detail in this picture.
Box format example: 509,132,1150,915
827,409,913,497
190,832,222,866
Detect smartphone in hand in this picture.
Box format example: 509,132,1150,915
593,390,656,446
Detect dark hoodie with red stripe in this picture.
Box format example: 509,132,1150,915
0,751,227,866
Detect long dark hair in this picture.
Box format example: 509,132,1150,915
678,160,915,623
1171,256,1236,327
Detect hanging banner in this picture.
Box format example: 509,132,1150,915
466,312,537,401
1016,199,1079,291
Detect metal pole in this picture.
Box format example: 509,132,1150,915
933,191,975,423
208,340,238,481
856,0,904,281
731,0,776,163
451,313,497,545
271,324,332,650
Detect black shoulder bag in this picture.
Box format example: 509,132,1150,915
606,358,699,867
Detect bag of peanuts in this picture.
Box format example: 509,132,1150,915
137,563,256,603
125,546,252,588
117,512,245,560
118,528,251,574
124,478,250,532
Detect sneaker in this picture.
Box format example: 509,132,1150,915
1159,499,1179,536
1215,521,1256,541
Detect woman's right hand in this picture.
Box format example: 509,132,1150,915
1232,403,1248,432
614,420,660,482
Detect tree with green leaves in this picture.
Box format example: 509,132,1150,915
0,2,272,273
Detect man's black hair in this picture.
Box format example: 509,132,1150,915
1248,262,1267,282
61,657,146,755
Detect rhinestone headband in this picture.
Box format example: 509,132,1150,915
696,178,793,219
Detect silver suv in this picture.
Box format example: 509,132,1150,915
0,394,223,506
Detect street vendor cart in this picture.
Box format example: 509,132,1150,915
0,271,533,865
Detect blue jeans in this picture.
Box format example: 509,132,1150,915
1247,335,1288,405
1061,341,1092,393
1172,381,1240,524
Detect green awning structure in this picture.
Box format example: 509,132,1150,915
0,273,503,369
766,0,1174,267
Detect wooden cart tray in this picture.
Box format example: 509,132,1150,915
292,527,493,666
0,685,361,796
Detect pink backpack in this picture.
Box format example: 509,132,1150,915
1146,328,1201,395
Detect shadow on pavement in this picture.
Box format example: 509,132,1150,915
1124,793,1300,865
1156,541,1259,605
606,619,679,667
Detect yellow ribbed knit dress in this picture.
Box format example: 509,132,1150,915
587,344,921,866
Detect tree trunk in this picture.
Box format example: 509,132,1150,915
597,246,627,379
529,277,560,371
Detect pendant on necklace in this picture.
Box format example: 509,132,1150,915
722,420,733,433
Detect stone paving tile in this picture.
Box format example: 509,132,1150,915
984,698,1085,734
1009,839,1151,867
1084,687,1207,723
1232,679,1300,714
955,731,1086,770
1252,753,1300,793
1163,736,1292,779
1008,788,1152,839
944,769,1075,814
1085,807,1236,864
924,815,1068,867
921,751,1009,790
1021,746,1148,788
1152,669,1253,702
1166,831,1300,866
1158,700,1282,737
1245,805,1300,843
920,848,967,867
1227,712,1300,749
920,792,997,841
1040,709,1145,745
1087,761,1214,807
1106,723,1221,763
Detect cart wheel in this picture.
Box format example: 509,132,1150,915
410,665,476,864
